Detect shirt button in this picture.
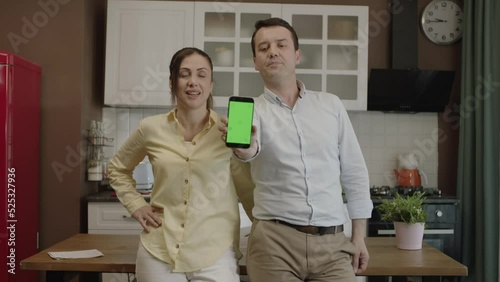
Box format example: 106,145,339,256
181,223,185,228
192,141,196,145
185,179,188,184
175,244,179,249
186,157,189,162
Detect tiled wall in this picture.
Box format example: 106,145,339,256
102,107,439,188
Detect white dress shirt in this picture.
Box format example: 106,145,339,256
249,81,373,226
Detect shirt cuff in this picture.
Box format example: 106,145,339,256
233,143,260,162
346,198,374,219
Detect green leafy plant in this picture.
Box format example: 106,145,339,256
376,192,427,224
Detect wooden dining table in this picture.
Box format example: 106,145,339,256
20,233,467,281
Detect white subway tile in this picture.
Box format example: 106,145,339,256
115,108,130,149
106,109,440,188
129,109,143,133
102,108,118,157
384,118,398,135
371,135,386,148
143,109,157,118
358,135,371,148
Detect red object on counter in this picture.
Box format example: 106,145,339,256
394,168,422,187
0,51,41,282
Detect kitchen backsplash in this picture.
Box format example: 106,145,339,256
102,107,439,188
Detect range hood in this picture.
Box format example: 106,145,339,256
367,0,455,113
368,69,455,112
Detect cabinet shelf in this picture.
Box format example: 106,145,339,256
88,137,115,147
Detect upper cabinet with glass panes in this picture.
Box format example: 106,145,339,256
282,5,368,111
194,3,282,108
104,2,368,110
194,3,368,110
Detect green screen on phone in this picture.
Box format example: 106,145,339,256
226,98,254,148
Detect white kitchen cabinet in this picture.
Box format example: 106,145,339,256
282,5,369,111
88,202,143,234
104,1,368,110
88,202,142,282
194,2,282,108
194,2,368,110
104,1,194,107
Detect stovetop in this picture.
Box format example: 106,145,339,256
370,185,442,198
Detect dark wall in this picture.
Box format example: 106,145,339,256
0,1,104,278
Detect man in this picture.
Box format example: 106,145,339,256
223,17,373,281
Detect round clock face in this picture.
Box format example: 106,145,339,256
421,0,463,45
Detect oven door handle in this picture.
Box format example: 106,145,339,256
377,229,454,235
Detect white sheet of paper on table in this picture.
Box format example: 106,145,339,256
48,249,104,260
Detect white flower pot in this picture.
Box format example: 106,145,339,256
394,221,425,250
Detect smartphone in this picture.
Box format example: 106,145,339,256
226,96,254,148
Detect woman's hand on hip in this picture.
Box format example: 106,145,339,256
132,205,163,232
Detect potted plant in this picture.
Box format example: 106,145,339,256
375,191,427,250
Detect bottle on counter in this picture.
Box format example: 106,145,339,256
87,120,103,181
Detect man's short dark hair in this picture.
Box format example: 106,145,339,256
251,17,299,57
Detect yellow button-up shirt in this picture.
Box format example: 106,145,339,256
108,109,241,272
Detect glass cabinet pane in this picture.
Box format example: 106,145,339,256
204,42,235,67
328,16,358,40
241,13,272,37
239,73,264,97
292,15,322,39
327,75,357,100
327,45,358,70
204,13,235,37
296,74,321,92
240,43,254,68
213,72,234,97
298,44,322,69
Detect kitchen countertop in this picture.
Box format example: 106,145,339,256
89,189,459,204
87,189,119,202
88,189,345,203
371,196,459,204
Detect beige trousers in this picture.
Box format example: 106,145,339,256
246,219,357,282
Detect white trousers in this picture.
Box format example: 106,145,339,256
135,242,240,282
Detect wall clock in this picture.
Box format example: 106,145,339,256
421,0,463,45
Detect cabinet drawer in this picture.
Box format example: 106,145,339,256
88,202,142,231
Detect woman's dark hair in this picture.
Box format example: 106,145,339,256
250,17,299,57
169,47,214,109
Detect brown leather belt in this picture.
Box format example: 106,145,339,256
272,220,344,235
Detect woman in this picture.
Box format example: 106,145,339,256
108,47,241,282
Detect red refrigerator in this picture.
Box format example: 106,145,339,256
1,51,41,282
